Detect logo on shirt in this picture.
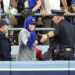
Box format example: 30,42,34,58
32,19,36,22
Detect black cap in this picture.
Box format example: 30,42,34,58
0,19,9,27
51,9,65,16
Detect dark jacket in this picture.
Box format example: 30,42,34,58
51,19,74,49
0,31,11,61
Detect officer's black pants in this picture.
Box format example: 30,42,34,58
53,51,75,60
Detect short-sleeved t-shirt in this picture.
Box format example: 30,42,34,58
24,0,39,13
52,19,74,49
43,0,61,14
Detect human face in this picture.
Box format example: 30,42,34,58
2,25,8,34
29,24,36,31
72,4,75,12
52,16,59,24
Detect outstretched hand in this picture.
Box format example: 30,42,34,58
40,34,47,43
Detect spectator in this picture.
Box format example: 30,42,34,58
24,0,41,24
3,0,10,13
69,0,75,13
68,0,75,49
41,0,70,15
10,0,18,9
40,0,70,27
24,0,41,13
0,0,3,14
17,16,38,61
0,19,11,61
18,0,41,28
18,0,25,13
66,0,75,24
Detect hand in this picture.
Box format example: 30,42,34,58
40,34,47,43
64,8,71,15
41,9,47,16
34,40,38,45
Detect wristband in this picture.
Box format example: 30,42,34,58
46,33,49,38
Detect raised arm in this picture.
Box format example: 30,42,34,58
40,0,47,16
32,0,41,12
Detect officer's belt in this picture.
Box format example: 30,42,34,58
54,48,73,53
62,48,72,51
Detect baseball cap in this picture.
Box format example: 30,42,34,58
51,9,65,16
29,18,37,25
0,19,9,27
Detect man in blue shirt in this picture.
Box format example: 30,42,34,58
28,0,41,13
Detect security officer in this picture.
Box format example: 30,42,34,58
40,9,75,60
0,19,11,61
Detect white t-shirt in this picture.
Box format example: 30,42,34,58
3,0,10,13
24,0,29,8
44,0,61,14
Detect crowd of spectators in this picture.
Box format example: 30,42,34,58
0,0,74,44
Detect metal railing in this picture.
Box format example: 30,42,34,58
7,12,75,36
8,28,55,31
1,13,75,17
3,13,75,37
